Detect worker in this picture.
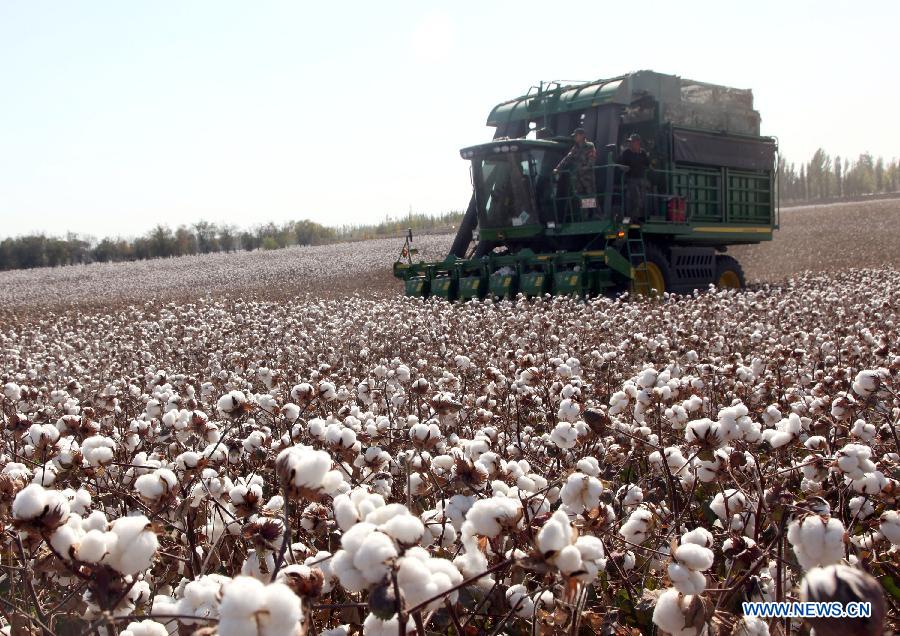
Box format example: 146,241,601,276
554,128,597,199
617,133,652,221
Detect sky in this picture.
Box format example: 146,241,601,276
0,0,897,240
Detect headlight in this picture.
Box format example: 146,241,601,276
493,147,501,153
501,145,509,152
510,145,518,151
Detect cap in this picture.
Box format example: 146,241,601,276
572,127,586,136
627,133,642,142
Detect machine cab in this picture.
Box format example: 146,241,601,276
460,140,567,240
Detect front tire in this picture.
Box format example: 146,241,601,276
715,255,745,289
631,244,672,296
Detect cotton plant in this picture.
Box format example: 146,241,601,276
1,263,900,634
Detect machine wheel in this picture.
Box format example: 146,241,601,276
715,255,745,289
631,244,672,296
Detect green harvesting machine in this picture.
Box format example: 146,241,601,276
393,70,778,299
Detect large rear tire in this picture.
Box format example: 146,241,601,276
715,255,745,289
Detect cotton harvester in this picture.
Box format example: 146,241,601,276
393,70,778,299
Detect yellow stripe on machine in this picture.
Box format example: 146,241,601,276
692,226,771,233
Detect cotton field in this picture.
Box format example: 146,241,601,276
1,259,899,634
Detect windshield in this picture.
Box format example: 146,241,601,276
475,151,545,229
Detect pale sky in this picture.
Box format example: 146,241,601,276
1,0,897,240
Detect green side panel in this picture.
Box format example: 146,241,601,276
490,272,518,299
431,276,457,301
672,167,723,223
520,272,549,297
405,277,429,298
727,169,773,224
458,276,486,300
590,269,615,292
553,271,584,296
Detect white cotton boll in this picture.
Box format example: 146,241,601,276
685,418,719,446
362,614,413,636
353,532,398,584
135,468,177,501
380,514,425,545
674,543,714,571
3,462,31,481
557,398,580,422
573,535,606,581
105,515,158,575
880,510,900,545
120,619,169,636
263,495,284,514
836,444,876,479
81,435,116,467
732,616,769,636
668,562,707,594
617,484,643,508
575,456,600,476
218,576,302,636
786,515,845,571
709,489,746,521
463,497,522,537
560,472,603,514
653,588,705,636
242,550,276,581
848,496,874,520
3,381,21,401
396,548,463,611
13,483,69,522
537,510,573,555
216,390,248,416
275,445,334,492
506,584,535,618
77,529,116,563
555,544,583,575
550,421,579,449
851,470,887,495
850,418,877,442
619,506,654,544
851,370,879,397
681,527,713,548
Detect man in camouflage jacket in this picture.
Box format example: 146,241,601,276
554,128,597,197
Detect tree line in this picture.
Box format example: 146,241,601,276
0,211,464,272
778,149,900,202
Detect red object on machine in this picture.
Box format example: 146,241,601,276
667,197,687,222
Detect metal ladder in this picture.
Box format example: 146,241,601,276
625,230,651,295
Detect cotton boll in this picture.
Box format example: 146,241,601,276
732,616,769,636
880,510,900,545
462,497,522,538
380,513,425,545
560,472,603,514
395,548,462,611
536,510,573,555
652,588,707,636
506,584,536,618
81,435,116,467
120,620,169,636
362,614,414,636
105,515,158,575
550,421,579,449
673,543,714,572
218,576,302,636
786,515,845,571
850,418,876,442
668,562,707,595
77,529,116,564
